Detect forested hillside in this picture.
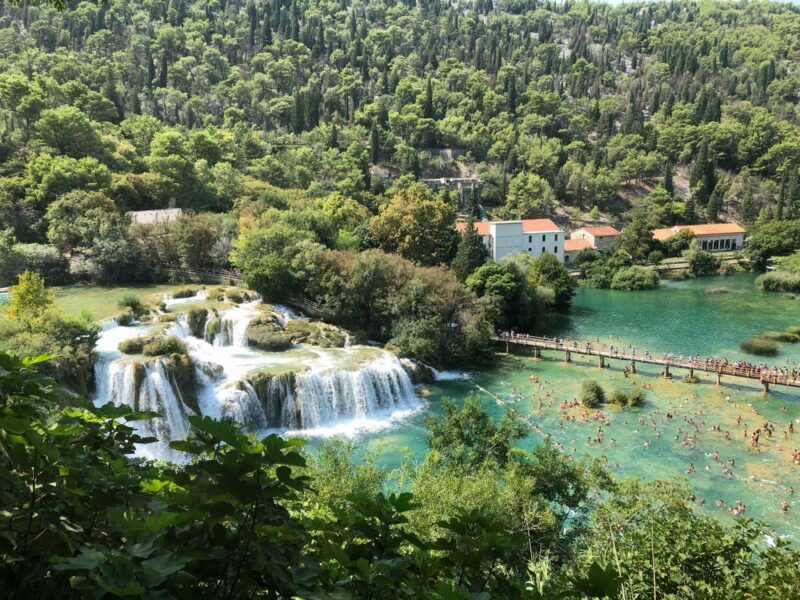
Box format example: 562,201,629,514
3,0,800,363
3,0,800,244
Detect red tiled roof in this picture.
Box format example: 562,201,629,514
455,221,491,236
564,239,593,252
521,219,561,232
579,225,620,237
455,219,562,235
652,223,746,241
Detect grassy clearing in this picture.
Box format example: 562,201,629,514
52,284,216,320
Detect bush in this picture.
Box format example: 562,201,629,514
246,328,292,351
758,271,800,293
608,389,627,405
761,331,800,343
580,380,605,408
118,336,146,354
12,243,71,285
610,266,660,291
787,326,800,335
646,250,664,264
158,313,180,322
226,291,244,304
626,387,647,407
118,293,145,316
172,287,197,299
115,308,136,326
740,338,779,356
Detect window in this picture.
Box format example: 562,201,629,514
528,248,532,252
528,235,532,243
554,246,558,253
541,247,545,254
565,255,571,263
555,234,558,241
542,234,546,242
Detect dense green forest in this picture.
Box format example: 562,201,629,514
3,352,800,597
5,0,800,364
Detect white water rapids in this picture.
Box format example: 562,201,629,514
93,299,421,458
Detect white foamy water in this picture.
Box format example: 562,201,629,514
92,301,421,459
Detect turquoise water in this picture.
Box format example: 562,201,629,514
332,274,800,540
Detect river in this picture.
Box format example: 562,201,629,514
347,273,800,541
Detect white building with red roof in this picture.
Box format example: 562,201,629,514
569,225,621,251
455,219,564,262
651,223,746,252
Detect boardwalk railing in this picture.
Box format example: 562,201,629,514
492,333,800,392
155,266,244,285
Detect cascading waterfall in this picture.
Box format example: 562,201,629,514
293,355,416,428
93,298,422,458
206,306,254,347
104,358,193,444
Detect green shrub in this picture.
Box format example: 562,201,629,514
758,271,800,293
187,308,208,338
646,250,664,264
626,387,647,407
787,326,800,335
285,320,347,348
580,380,605,408
115,308,135,326
740,338,779,356
761,331,800,343
610,266,660,291
608,389,627,405
247,328,292,351
118,293,145,316
172,287,197,299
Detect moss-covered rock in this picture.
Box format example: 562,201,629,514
246,317,290,351
187,308,208,338
158,312,180,322
118,335,187,357
284,320,347,348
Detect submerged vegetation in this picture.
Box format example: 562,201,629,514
740,337,780,356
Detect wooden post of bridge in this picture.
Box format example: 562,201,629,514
716,371,722,386
505,338,509,354
565,350,571,363
630,359,636,374
599,355,605,368
689,367,694,379
533,346,541,358
763,379,770,394
663,364,671,379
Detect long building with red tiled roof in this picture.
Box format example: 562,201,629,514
455,219,565,262
652,223,746,252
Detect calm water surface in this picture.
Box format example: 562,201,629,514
324,274,800,539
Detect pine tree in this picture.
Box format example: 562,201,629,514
423,76,434,119
158,52,168,88
262,13,272,45
451,219,489,282
291,91,305,133
683,195,698,224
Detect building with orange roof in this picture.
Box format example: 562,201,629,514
563,238,593,265
569,225,621,251
651,223,746,252
455,219,565,262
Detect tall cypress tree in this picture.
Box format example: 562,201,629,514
370,121,380,164
663,160,674,197
451,219,489,282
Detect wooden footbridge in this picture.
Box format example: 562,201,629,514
492,334,800,393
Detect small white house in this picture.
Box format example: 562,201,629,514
456,219,565,262
569,225,621,251
128,208,183,226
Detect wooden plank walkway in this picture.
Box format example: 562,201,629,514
492,334,800,392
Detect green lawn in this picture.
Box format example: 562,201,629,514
53,284,214,320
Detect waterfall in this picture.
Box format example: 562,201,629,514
207,305,255,347
293,355,417,428
232,354,418,431
103,358,193,445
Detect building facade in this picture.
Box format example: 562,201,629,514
652,223,746,252
564,238,593,265
456,219,565,262
569,225,621,251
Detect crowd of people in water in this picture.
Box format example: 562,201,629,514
491,340,800,521
495,331,800,384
